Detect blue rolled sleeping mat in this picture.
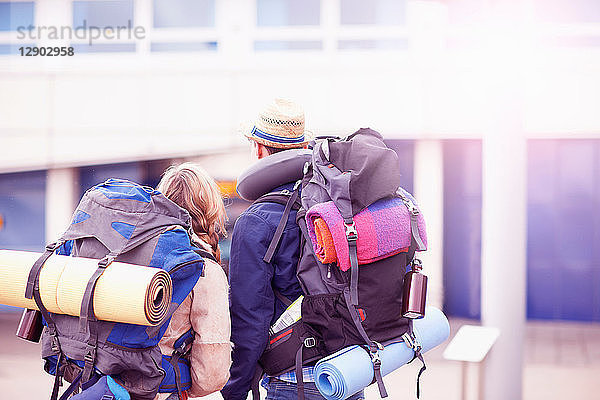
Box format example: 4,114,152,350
314,306,450,400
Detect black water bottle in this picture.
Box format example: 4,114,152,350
401,259,428,319
16,308,44,343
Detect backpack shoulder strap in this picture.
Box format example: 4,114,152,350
193,247,217,264
253,189,302,209
253,182,302,264
273,289,293,307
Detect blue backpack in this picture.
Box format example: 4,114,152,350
25,179,209,400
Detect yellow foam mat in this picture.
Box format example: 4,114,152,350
0,250,172,326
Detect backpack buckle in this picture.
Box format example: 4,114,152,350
45,242,58,252
304,337,316,348
399,193,420,216
402,332,422,352
368,346,382,367
411,258,423,272
50,335,60,353
370,352,381,367
98,254,116,268
344,222,358,242
174,340,191,357
84,347,96,364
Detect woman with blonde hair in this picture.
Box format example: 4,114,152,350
155,162,232,400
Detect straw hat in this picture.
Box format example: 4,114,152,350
243,98,310,149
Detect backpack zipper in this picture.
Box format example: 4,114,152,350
327,264,332,279
169,258,202,276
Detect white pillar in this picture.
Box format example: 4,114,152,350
216,0,255,145
413,139,444,310
134,0,152,54
480,91,527,400
321,0,340,55
216,0,254,63
45,168,78,243
35,0,71,72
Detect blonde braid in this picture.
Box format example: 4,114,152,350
157,162,227,263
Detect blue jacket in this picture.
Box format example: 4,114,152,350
221,182,303,400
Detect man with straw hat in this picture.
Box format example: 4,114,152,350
222,99,362,400
243,97,310,157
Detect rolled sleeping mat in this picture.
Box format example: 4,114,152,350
0,250,172,326
236,148,312,201
314,306,450,400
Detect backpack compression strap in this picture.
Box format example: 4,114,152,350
403,323,427,399
74,199,166,386
78,220,162,384
398,190,428,398
169,329,194,400
25,241,67,400
295,336,317,400
309,141,388,396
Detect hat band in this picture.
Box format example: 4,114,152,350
251,126,305,144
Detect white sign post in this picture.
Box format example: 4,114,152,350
443,325,500,400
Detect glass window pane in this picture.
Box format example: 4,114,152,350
151,41,217,52
71,43,136,53
338,39,408,50
445,0,487,25
257,0,320,26
0,2,35,31
153,0,215,28
79,162,143,196
340,0,405,25
0,170,46,252
73,0,134,29
0,43,34,55
533,0,600,23
542,36,600,48
254,40,322,51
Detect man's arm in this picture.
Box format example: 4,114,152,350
221,211,275,400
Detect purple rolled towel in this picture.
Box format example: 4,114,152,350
306,196,427,271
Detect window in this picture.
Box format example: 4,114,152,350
338,39,408,50
542,36,600,48
0,170,46,252
79,162,143,196
153,0,215,28
257,0,320,26
0,43,33,55
340,0,405,25
72,0,134,28
254,40,322,51
533,0,600,23
444,0,487,25
0,1,34,31
71,43,136,53
151,41,217,52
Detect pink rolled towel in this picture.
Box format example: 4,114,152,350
305,196,427,272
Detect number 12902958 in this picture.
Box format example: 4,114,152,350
19,47,74,56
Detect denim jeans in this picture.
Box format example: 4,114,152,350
265,379,365,400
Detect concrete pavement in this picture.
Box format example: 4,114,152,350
1,312,599,400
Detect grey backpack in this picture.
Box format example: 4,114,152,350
26,179,207,400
